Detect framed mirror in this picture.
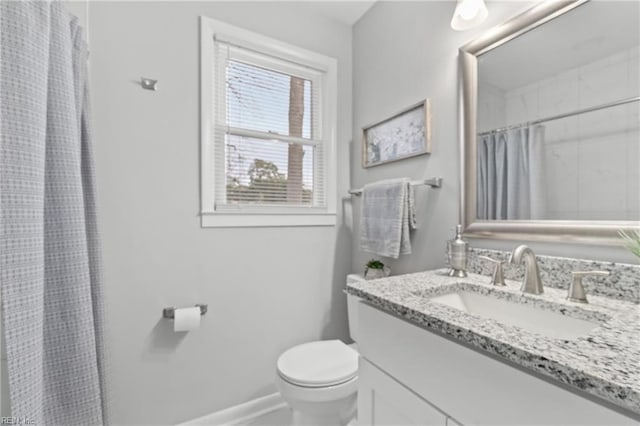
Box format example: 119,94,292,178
459,0,640,244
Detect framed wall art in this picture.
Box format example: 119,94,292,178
362,99,432,168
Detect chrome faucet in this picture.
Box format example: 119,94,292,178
509,245,544,295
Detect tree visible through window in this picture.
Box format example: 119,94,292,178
287,76,305,204
223,59,317,206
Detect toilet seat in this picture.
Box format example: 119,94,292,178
277,340,358,388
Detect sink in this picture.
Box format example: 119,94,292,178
429,290,602,340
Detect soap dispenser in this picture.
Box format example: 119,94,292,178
447,224,468,278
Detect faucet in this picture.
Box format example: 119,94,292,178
509,245,544,295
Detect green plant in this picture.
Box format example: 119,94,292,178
619,229,640,258
366,259,385,269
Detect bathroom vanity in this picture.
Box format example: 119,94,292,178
347,0,640,422
347,269,640,425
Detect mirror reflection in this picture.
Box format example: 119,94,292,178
476,1,639,222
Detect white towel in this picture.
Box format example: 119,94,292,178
359,178,417,259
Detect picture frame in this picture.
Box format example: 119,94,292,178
362,99,432,168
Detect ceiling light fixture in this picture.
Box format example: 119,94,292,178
451,0,488,31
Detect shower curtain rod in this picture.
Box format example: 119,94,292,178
477,96,640,136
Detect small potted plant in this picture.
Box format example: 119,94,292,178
365,259,391,280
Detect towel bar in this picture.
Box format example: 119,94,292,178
348,177,442,196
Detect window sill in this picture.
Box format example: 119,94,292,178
201,212,337,228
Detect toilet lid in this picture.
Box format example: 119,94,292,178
277,340,358,387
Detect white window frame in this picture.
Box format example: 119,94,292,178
200,16,338,228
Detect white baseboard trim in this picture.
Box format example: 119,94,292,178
178,392,287,426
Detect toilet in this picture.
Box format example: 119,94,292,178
276,294,362,426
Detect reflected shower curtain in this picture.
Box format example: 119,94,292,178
477,126,546,220
0,2,108,424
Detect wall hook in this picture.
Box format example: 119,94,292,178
141,77,158,91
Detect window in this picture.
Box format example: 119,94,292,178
200,17,337,227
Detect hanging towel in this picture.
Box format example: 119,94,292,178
359,178,417,259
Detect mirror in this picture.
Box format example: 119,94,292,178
460,0,639,243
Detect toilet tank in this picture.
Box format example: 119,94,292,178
346,274,366,343
347,293,363,343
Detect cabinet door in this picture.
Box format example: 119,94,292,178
358,358,447,426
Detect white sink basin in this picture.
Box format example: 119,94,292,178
429,290,602,340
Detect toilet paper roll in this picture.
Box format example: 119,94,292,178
173,307,201,332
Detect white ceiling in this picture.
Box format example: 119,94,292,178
478,1,640,91
301,1,376,26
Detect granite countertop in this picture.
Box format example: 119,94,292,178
346,270,640,415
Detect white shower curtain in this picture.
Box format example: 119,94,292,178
477,125,546,220
1,2,108,424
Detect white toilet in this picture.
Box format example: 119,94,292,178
276,294,362,426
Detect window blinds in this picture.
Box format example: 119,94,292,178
213,41,326,210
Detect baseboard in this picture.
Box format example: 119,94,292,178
178,392,287,426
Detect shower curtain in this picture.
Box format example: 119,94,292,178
477,126,546,220
0,2,108,424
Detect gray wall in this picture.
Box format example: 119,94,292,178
86,2,352,424
351,0,637,278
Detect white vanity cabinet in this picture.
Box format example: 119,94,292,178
356,302,637,426
358,358,448,425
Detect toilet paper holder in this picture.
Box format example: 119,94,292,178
162,304,208,319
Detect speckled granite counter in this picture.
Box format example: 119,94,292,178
346,270,640,415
